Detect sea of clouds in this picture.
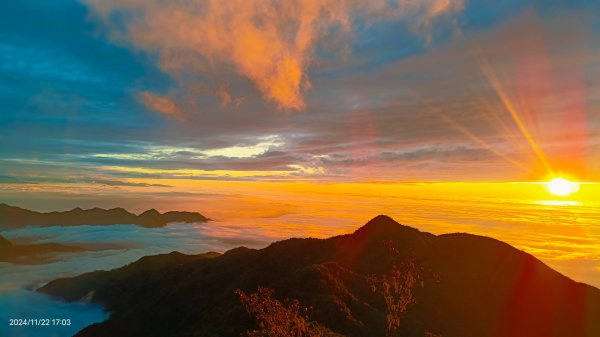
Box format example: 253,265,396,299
0,221,275,337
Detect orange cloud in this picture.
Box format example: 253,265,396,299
84,0,463,111
139,92,185,120
216,84,243,108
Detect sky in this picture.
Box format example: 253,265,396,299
1,0,599,192
1,0,600,287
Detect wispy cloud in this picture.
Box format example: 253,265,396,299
197,135,283,159
139,92,185,120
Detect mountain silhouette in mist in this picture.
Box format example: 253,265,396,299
0,234,85,264
0,203,208,229
40,215,600,337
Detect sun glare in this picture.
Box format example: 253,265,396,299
546,177,580,197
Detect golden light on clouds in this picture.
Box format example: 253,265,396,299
3,178,600,285
197,135,283,159
83,0,464,112
139,92,185,120
99,165,297,179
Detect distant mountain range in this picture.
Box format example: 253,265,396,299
0,203,208,228
0,234,85,264
39,215,600,337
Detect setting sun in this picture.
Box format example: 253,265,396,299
3,1,600,337
547,177,580,197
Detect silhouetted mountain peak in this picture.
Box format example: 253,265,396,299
354,214,418,237
222,246,256,258
365,214,399,226
140,209,160,217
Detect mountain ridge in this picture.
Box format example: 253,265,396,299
39,215,600,337
0,234,86,264
0,203,209,228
